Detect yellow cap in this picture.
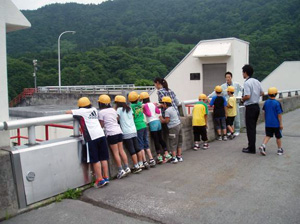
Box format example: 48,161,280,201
268,87,278,95
78,97,91,107
114,95,126,103
139,92,150,100
128,91,139,102
198,94,207,100
215,85,222,93
161,96,172,103
227,86,235,93
98,94,111,104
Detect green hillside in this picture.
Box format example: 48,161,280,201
6,0,300,101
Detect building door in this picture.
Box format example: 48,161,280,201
203,63,226,95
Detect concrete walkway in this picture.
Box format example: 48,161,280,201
3,109,300,224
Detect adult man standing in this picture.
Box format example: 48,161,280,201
241,65,264,154
208,71,243,135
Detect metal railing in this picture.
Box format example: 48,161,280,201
10,124,75,146
37,84,155,93
1,114,80,145
181,89,300,116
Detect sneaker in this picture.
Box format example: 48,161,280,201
104,177,110,184
223,136,228,141
157,155,163,164
277,148,284,156
132,166,142,174
193,144,199,151
124,167,131,175
164,154,172,163
117,169,126,179
170,157,178,164
149,159,156,167
259,145,266,156
94,179,107,188
234,132,240,137
217,136,222,141
229,134,236,140
177,156,183,162
143,161,150,169
202,143,209,150
139,163,145,169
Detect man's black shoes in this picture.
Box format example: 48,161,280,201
242,148,256,154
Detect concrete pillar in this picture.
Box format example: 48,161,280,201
0,21,10,148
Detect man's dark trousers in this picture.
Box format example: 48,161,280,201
245,104,260,152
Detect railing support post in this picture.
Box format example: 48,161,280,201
73,120,80,137
17,128,21,146
45,125,49,140
28,126,36,145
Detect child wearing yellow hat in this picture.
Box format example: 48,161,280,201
226,86,237,139
192,94,209,150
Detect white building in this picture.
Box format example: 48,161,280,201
0,0,31,147
150,37,249,102
261,61,300,92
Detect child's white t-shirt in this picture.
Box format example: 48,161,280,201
98,108,122,136
72,107,105,142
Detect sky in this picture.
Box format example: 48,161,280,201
11,0,108,10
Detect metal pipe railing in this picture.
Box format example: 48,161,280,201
2,114,79,145
181,89,300,117
37,84,155,93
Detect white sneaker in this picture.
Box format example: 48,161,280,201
117,169,126,179
124,167,131,175
234,132,240,136
170,157,178,164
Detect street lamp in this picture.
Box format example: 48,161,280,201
33,59,38,90
58,31,76,87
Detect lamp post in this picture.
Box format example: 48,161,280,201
33,59,38,91
58,31,75,87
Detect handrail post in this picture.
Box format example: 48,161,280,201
182,102,187,117
45,125,49,140
28,126,36,145
73,120,80,137
17,128,21,146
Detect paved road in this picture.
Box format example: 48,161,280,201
3,109,300,224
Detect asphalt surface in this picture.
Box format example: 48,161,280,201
3,109,300,224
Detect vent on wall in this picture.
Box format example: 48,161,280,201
190,73,200,80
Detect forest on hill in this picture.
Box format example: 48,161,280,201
7,0,300,101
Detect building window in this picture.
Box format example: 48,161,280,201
190,73,200,80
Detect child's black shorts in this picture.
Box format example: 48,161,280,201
226,116,235,126
107,133,123,145
84,137,109,163
265,127,282,139
193,126,208,141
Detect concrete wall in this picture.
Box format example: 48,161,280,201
261,61,300,92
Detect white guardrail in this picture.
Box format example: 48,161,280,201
181,89,300,117
37,84,155,93
0,114,80,145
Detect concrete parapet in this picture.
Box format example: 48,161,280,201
0,150,18,219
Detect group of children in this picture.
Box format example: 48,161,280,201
68,84,284,188
192,85,237,150
68,91,183,188
192,85,284,157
